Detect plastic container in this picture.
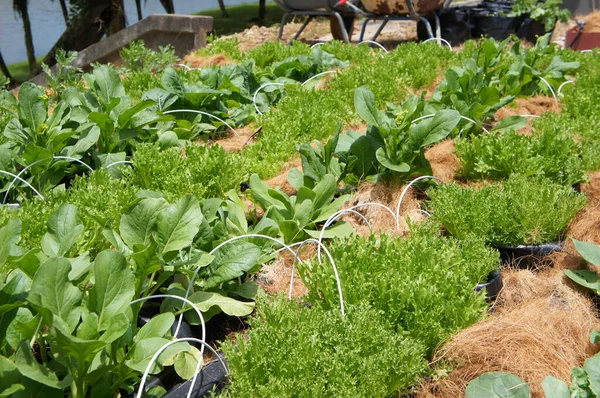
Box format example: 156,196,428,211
475,269,503,301
492,242,563,268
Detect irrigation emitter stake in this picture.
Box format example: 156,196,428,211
135,337,228,398
395,175,443,230
163,109,239,136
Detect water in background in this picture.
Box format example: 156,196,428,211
0,0,256,64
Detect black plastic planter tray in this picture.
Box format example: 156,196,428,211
163,357,228,398
475,269,503,301
492,242,563,268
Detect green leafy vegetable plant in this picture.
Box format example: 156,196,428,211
508,0,571,32
220,295,428,397
299,226,498,352
428,175,586,246
466,372,531,398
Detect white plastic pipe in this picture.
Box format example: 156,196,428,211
252,83,285,115
0,170,45,202
357,40,389,53
395,175,443,230
422,37,453,51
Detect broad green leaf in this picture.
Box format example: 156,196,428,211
40,204,83,257
0,384,25,396
126,337,189,374
591,330,600,344
583,353,600,396
287,168,304,191
465,372,530,398
188,291,255,317
90,65,126,105
355,86,384,127
491,116,527,134
572,238,600,267
51,319,107,365
375,148,410,173
349,135,379,177
131,242,163,279
411,110,460,148
14,342,61,389
541,376,569,398
162,67,186,97
67,252,92,281
305,220,353,240
17,83,46,133
88,250,134,330
29,257,81,321
174,348,201,380
0,219,21,268
135,312,175,343
155,195,203,256
564,269,600,295
250,174,280,210
204,242,261,288
120,198,168,248
312,174,337,213
99,312,130,343
158,131,180,149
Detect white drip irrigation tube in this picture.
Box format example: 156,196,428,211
252,82,285,116
135,337,228,398
358,40,389,53
557,80,574,97
419,209,432,217
520,114,541,118
3,156,92,204
106,160,134,169
301,70,337,87
287,238,345,316
395,175,443,230
0,170,45,203
311,42,326,48
316,203,396,262
412,113,491,135
537,76,558,103
175,63,192,71
163,109,238,137
421,37,453,51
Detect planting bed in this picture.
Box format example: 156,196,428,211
0,31,600,398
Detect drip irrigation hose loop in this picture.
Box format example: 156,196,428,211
0,170,45,203
175,63,192,71
3,156,92,204
316,203,395,262
106,160,134,168
537,76,558,103
135,337,228,398
311,42,326,48
163,109,238,137
287,238,345,316
357,40,389,53
130,295,206,348
395,175,443,230
301,70,337,87
422,37,453,51
252,83,285,115
519,114,541,118
557,80,575,97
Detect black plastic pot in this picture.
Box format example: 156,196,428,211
417,9,472,46
162,357,228,398
516,17,548,42
474,269,503,301
492,242,563,268
471,12,520,40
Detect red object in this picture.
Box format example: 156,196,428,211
335,0,349,5
565,26,600,50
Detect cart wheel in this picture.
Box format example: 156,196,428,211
329,15,355,41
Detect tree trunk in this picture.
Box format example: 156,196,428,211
39,0,123,71
135,0,143,20
0,50,14,82
108,0,126,36
258,0,266,26
218,0,229,17
58,0,69,26
159,0,175,14
21,10,37,73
